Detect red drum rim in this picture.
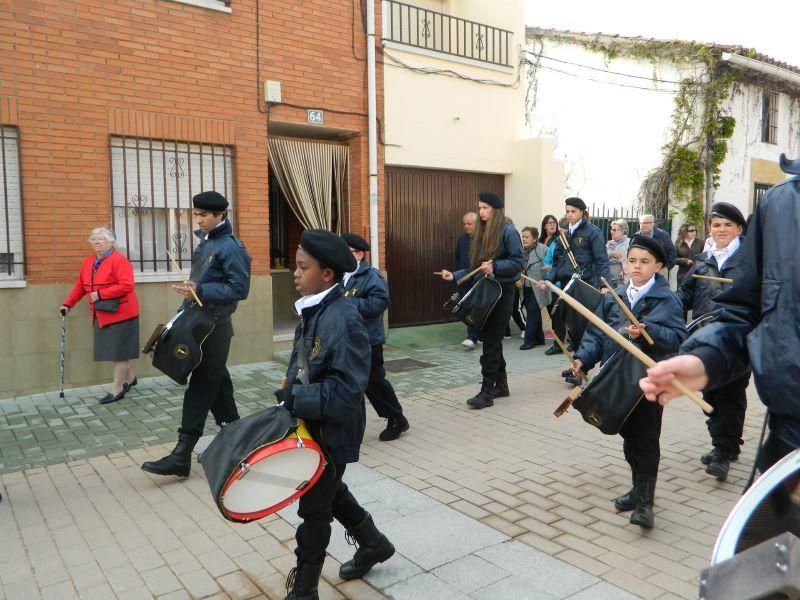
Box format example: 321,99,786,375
220,434,326,522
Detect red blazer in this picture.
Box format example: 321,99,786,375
63,250,139,328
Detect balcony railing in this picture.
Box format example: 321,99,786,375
382,0,513,68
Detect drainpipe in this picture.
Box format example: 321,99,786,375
366,0,380,269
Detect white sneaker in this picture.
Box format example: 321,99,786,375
520,331,525,339
462,339,476,349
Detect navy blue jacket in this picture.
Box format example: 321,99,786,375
286,285,370,464
343,260,389,346
574,274,687,371
546,220,611,288
183,220,252,322
675,238,744,317
453,223,525,285
636,227,678,271
454,233,472,272
682,172,800,420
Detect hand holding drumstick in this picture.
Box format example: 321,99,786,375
167,251,203,307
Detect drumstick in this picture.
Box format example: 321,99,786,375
280,377,288,390
520,273,600,294
167,251,203,307
692,273,733,284
433,271,443,276
554,385,582,417
600,276,655,346
544,280,713,413
456,260,493,286
559,230,579,270
551,331,588,383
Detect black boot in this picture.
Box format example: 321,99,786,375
564,372,583,387
492,373,510,398
613,471,638,512
467,378,495,409
339,513,395,580
629,476,656,529
701,447,739,465
561,368,572,378
141,433,199,477
706,449,732,481
284,561,324,600
379,415,410,441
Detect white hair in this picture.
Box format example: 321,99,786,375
89,227,116,245
639,214,655,223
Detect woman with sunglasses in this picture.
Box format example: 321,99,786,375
675,222,705,286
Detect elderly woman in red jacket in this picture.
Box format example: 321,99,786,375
61,227,140,404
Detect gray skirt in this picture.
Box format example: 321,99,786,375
94,317,140,362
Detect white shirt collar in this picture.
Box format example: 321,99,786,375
343,260,361,287
713,237,740,270
294,284,337,315
568,221,580,234
204,219,227,240
626,275,657,307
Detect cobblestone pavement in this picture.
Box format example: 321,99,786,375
1,336,766,599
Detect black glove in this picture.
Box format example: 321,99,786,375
274,387,295,412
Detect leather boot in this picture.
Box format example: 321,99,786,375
629,476,656,529
339,513,395,580
141,433,199,477
284,561,324,600
613,470,638,512
379,415,410,441
492,373,510,398
706,449,732,481
467,378,495,409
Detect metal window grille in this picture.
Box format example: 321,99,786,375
0,125,24,280
382,0,512,67
587,204,671,240
761,91,778,144
110,136,235,273
753,182,770,208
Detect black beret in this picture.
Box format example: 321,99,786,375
628,234,666,265
300,229,357,274
709,202,746,228
341,232,370,252
193,191,228,212
478,192,504,209
564,197,586,211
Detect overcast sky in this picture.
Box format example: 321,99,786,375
524,0,799,68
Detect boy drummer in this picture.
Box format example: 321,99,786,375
277,229,395,600
571,235,688,529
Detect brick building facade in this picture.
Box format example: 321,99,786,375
0,0,384,397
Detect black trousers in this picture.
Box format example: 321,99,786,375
522,287,545,345
703,374,749,456
548,297,566,342
619,398,664,478
366,344,404,421
295,463,368,564
510,287,526,331
479,282,515,382
179,321,240,438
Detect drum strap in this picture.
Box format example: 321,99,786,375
295,327,311,386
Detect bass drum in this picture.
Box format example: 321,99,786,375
148,305,215,385
551,276,602,347
199,405,326,523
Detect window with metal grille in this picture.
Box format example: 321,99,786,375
761,91,778,144
110,136,235,273
0,126,24,281
753,182,770,208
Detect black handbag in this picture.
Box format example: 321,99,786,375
443,275,503,330
148,305,215,385
93,298,120,312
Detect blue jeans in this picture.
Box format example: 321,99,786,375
522,287,545,345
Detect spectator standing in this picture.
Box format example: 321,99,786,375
606,219,630,287
455,212,479,349
519,226,549,349
636,214,677,279
506,217,526,338
675,222,705,286
61,227,139,405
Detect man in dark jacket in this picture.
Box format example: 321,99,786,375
142,191,252,478
278,229,394,600
573,235,688,529
641,154,800,475
675,202,748,481
455,212,479,348
342,233,409,442
636,214,677,273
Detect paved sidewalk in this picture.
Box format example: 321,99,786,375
1,337,766,599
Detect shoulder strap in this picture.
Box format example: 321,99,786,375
293,325,311,385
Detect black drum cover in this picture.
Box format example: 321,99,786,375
149,305,215,385
572,350,647,435
552,277,602,347
443,275,503,330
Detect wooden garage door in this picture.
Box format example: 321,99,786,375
386,167,505,327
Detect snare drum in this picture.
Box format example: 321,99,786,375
199,405,326,523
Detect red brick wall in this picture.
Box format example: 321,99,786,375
0,0,384,282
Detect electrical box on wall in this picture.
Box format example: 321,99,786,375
265,80,282,103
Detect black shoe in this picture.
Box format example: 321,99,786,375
706,451,732,481
561,368,572,378
141,433,199,477
284,561,324,600
564,373,583,387
520,342,536,350
629,476,656,529
339,514,395,580
122,377,138,393
492,374,510,399
379,416,409,441
701,447,739,465
613,471,638,511
100,390,126,405
544,345,563,356
468,378,495,409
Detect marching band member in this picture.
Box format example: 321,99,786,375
572,235,687,529
279,229,394,600
675,202,748,481
341,233,410,441
439,192,525,409
142,191,251,478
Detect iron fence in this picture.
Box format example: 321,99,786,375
109,136,236,273
0,125,24,280
382,0,513,67
588,204,671,241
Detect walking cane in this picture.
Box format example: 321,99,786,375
59,313,66,399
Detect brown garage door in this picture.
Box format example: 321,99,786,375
386,167,505,327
